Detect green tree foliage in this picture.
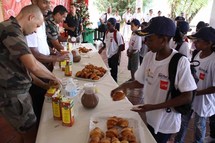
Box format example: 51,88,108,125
168,0,208,23
94,0,151,16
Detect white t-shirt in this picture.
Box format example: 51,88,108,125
135,50,197,134
104,31,124,58
192,52,215,117
132,12,144,22
169,39,191,60
26,22,50,55
128,33,142,53
100,13,114,23
114,15,121,23
122,12,132,23
144,14,155,22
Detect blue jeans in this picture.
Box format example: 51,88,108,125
209,114,215,138
175,111,206,143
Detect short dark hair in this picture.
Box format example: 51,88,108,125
53,5,68,15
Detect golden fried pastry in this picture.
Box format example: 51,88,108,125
99,138,111,143
117,118,129,128
89,136,100,143
111,137,120,143
120,141,129,143
121,127,133,137
90,127,104,139
75,64,106,80
106,128,118,138
90,73,97,79
75,71,82,77
93,76,100,80
107,116,119,129
79,47,92,53
126,134,137,142
111,91,125,101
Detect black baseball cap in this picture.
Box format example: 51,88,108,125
196,21,209,30
177,21,190,34
187,27,215,43
131,19,140,26
107,18,116,26
175,16,185,21
136,16,176,37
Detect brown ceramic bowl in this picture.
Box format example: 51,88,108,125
73,55,81,63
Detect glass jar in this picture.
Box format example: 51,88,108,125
81,82,99,109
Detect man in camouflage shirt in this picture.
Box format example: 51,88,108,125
46,5,68,51
0,5,61,142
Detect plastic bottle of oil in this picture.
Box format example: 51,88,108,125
65,60,72,76
67,36,71,52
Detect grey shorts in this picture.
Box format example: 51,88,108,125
128,52,139,72
0,89,37,133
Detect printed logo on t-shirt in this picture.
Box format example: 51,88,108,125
160,80,168,90
110,38,113,42
199,72,205,80
146,68,153,78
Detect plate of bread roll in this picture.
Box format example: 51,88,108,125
75,64,108,81
87,111,145,143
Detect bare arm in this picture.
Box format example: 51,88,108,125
58,36,67,43
132,91,193,112
50,39,64,52
20,54,60,83
30,73,50,90
111,80,143,96
196,86,215,96
30,48,69,63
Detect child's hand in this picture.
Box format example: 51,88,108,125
131,104,154,112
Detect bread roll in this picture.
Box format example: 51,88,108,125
112,91,125,101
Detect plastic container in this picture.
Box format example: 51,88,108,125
61,98,75,127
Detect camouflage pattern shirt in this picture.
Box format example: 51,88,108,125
45,13,59,48
0,16,32,90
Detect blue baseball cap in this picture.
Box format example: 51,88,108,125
131,19,140,26
107,18,116,26
136,16,176,37
187,27,215,43
177,21,190,34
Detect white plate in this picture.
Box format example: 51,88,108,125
88,110,145,143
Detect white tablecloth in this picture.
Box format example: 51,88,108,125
36,43,156,143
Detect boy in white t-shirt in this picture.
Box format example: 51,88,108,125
175,27,215,143
127,19,142,81
111,16,197,143
98,18,124,82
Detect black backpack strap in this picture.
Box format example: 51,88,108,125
175,42,183,51
105,13,108,23
191,49,199,62
166,53,183,112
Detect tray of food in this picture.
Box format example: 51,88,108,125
78,46,92,54
88,111,144,143
75,64,107,81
